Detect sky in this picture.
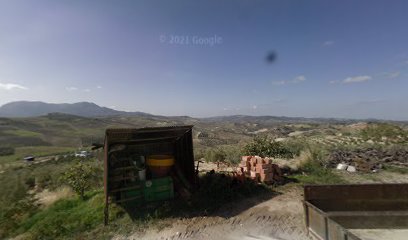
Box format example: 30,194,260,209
0,0,408,120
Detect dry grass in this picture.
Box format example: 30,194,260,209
273,150,311,172
35,186,74,208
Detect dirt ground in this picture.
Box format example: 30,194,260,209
118,185,311,240
114,164,408,240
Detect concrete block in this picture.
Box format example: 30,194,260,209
336,163,348,170
347,166,357,172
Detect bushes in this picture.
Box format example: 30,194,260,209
204,147,226,163
201,145,243,165
0,194,39,238
360,123,408,142
15,191,105,239
243,136,298,158
284,138,308,157
294,145,344,184
61,162,98,199
222,146,243,165
0,158,104,239
200,136,307,164
0,147,14,156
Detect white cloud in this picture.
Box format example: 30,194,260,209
252,105,257,109
272,75,306,85
96,86,102,89
385,71,400,79
0,82,28,90
65,86,78,91
293,75,306,83
342,75,372,84
272,81,286,86
323,41,335,46
66,87,92,92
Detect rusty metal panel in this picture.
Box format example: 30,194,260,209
346,231,364,240
307,203,327,240
305,184,408,212
330,213,408,229
305,184,408,201
327,218,347,240
304,184,408,240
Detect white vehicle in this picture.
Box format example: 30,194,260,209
75,150,89,158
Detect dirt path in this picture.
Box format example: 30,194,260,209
120,185,311,240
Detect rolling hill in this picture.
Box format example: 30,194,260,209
0,101,151,118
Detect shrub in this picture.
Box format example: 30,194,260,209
361,123,408,142
15,191,105,239
284,138,308,156
222,145,243,165
36,174,52,190
62,162,96,200
295,145,344,184
0,194,38,238
25,177,36,189
204,147,227,163
194,148,205,161
243,136,295,158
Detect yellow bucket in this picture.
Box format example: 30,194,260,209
146,155,175,167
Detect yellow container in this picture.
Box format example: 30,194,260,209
146,155,175,167
146,155,175,178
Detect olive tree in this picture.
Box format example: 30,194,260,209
62,162,94,200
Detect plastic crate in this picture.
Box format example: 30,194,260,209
144,177,174,202
120,188,143,204
122,189,143,198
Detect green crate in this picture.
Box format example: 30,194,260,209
123,189,143,198
150,177,173,186
145,189,174,202
120,188,143,200
144,177,174,202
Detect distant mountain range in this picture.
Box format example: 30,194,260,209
0,101,151,118
0,101,403,124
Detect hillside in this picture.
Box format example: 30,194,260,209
1,111,407,168
0,101,151,118
1,112,408,239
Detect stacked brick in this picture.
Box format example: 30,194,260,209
237,156,283,184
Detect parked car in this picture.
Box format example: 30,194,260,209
23,156,35,162
75,151,90,158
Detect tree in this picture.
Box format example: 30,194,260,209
62,162,94,200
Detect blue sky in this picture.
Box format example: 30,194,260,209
0,1,408,120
